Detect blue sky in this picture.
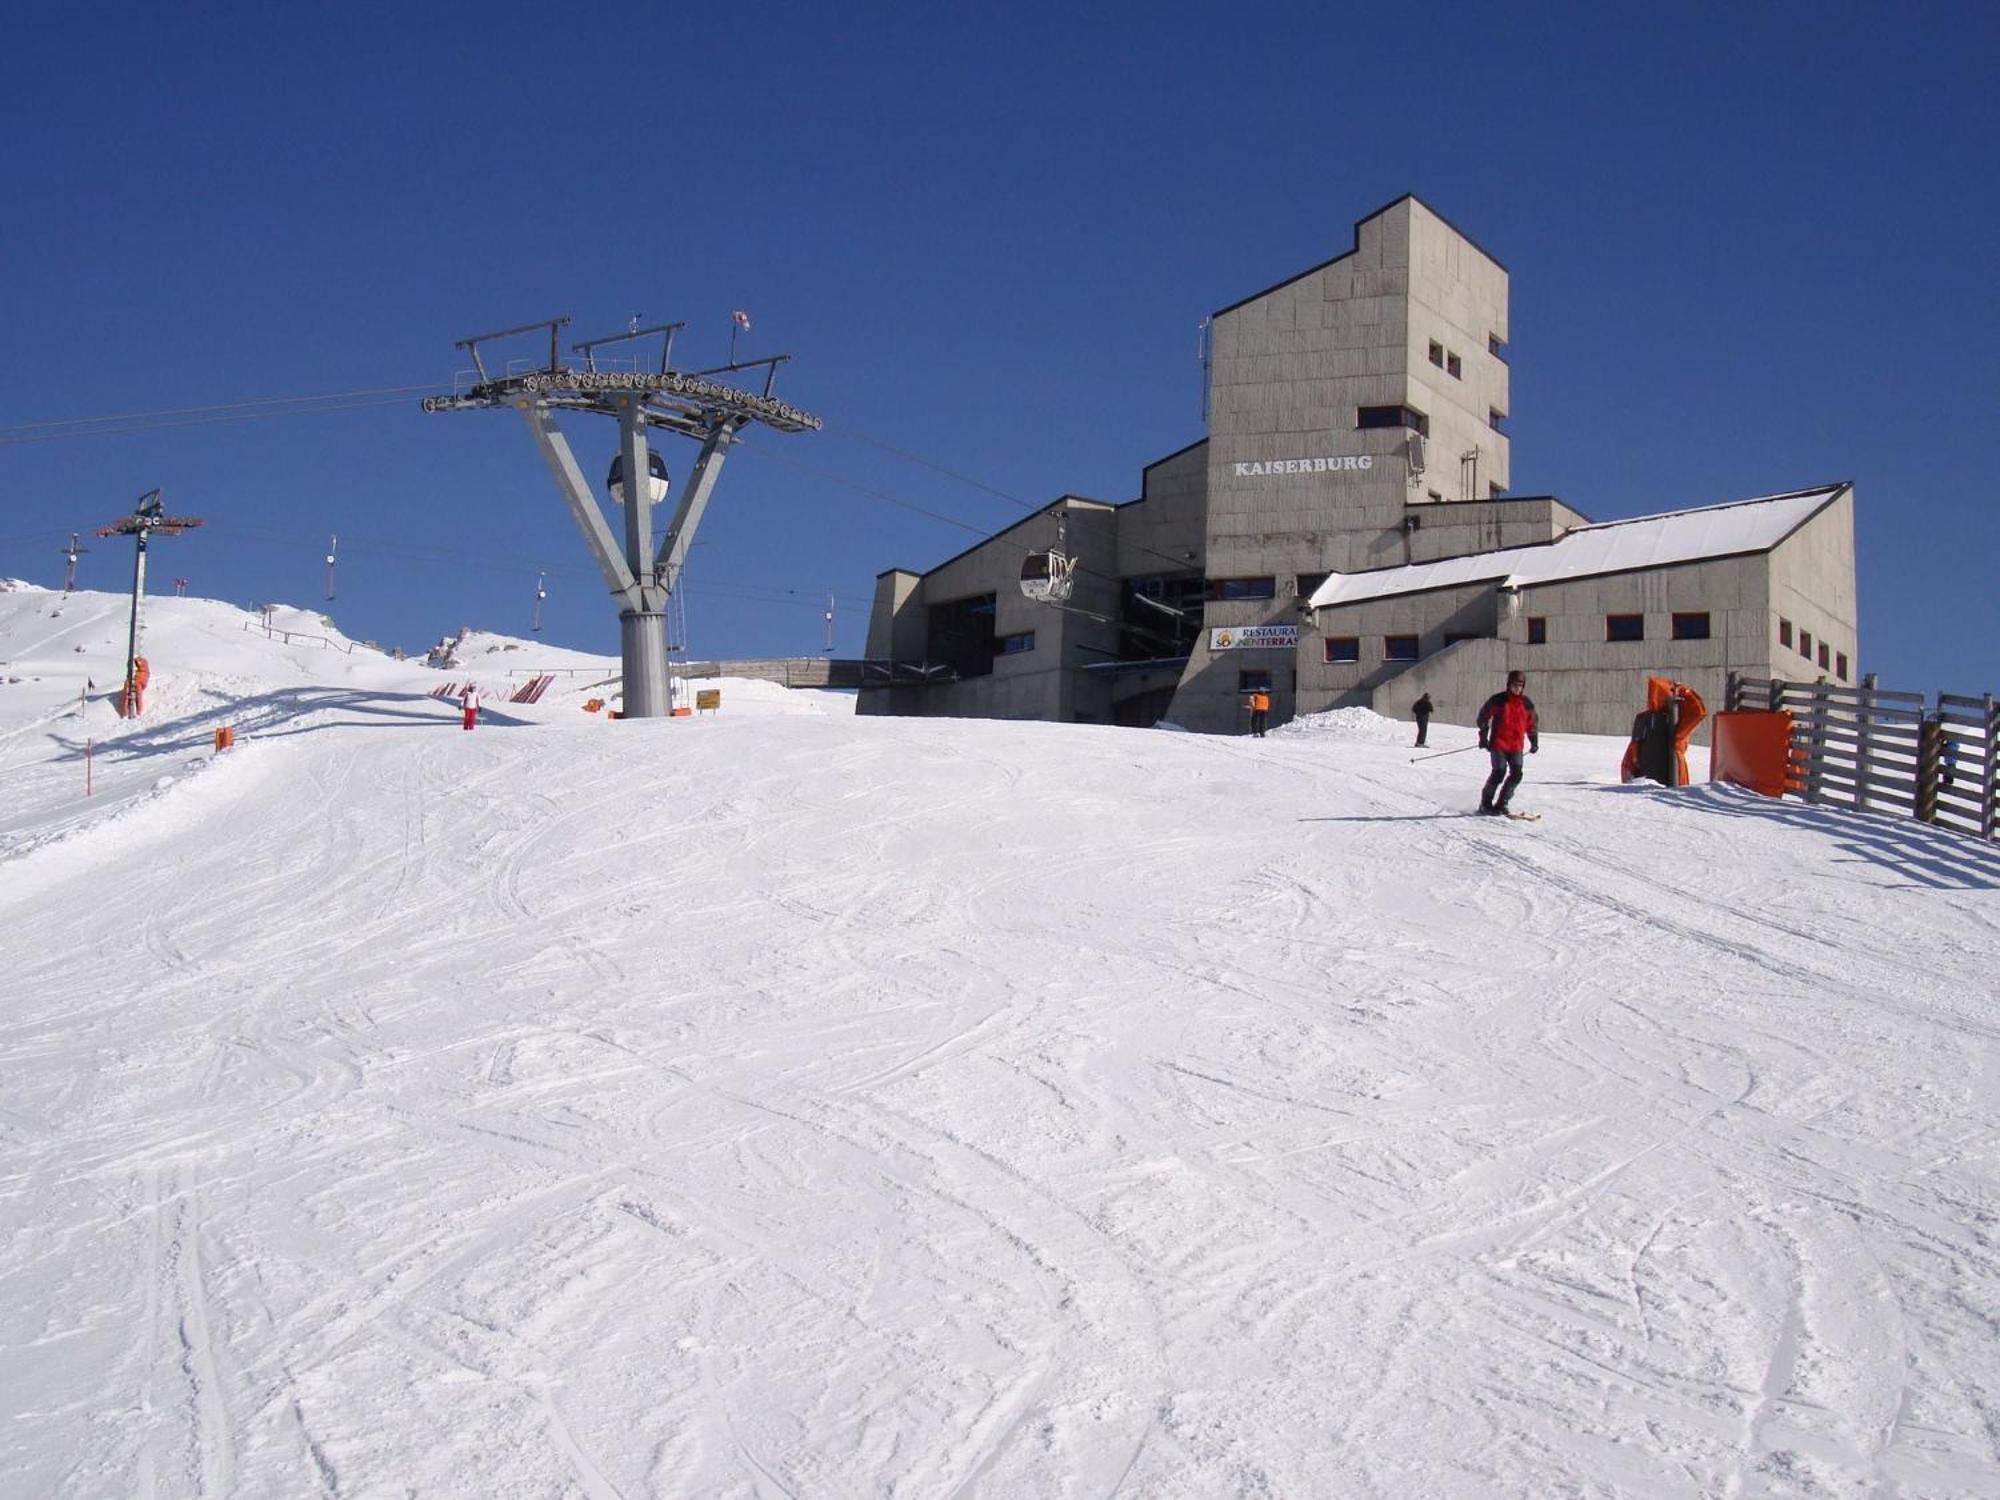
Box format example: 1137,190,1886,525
4,2,1996,693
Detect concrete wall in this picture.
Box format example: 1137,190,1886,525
1405,200,1512,502
1175,196,1514,733
1117,441,1208,581
1402,496,1587,563
1300,581,1502,714
1767,487,1860,686
858,498,1124,723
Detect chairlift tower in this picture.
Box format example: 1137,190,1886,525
60,533,88,593
95,489,205,716
424,317,821,717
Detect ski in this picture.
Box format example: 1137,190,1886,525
1504,811,1541,822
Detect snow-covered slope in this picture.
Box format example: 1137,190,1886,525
2,586,1997,1498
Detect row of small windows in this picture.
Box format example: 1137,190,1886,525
1326,612,1717,665
1426,341,1463,380
1522,613,1713,644
1776,618,1848,681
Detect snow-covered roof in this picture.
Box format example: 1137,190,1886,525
1308,484,1847,611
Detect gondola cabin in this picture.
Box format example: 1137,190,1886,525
1019,547,1077,604
606,450,670,505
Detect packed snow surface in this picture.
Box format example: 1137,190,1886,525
3,586,1998,1498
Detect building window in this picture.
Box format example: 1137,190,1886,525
1836,652,1848,681
1488,407,1507,433
1384,634,1420,662
1294,571,1329,599
1488,333,1507,360
1324,636,1360,664
1357,404,1430,437
927,592,997,680
1207,576,1276,601
1489,484,1506,499
1818,642,1830,670
1238,669,1272,692
995,631,1035,656
1428,340,1444,367
1527,616,1547,645
1799,629,1813,659
1606,614,1645,642
1778,618,1793,648
1671,611,1711,641
1446,352,1462,379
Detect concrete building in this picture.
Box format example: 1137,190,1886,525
861,194,1859,738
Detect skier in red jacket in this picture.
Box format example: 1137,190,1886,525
1476,669,1539,815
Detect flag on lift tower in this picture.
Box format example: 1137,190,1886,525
732,310,752,331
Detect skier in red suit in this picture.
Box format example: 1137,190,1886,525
1475,670,1539,815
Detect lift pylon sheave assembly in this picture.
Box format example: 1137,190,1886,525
95,489,204,717
423,317,821,718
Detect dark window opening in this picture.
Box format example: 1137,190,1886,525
1207,576,1276,601
1836,652,1849,681
1818,642,1830,670
1384,634,1420,662
1527,616,1547,645
1489,484,1506,499
1294,571,1329,599
1488,407,1507,433
1488,333,1507,360
1606,614,1645,642
1238,669,1272,692
1324,637,1360,664
1357,404,1430,437
1799,629,1813,659
1671,611,1711,641
1428,340,1444,367
1446,352,1462,379
1778,618,1793,648
1120,573,1204,661
927,593,997,679
996,631,1035,656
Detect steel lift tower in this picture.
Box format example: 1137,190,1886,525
424,318,821,718
95,489,204,717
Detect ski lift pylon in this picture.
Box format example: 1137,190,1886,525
1020,509,1078,604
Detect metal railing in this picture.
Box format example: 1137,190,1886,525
1728,672,1998,841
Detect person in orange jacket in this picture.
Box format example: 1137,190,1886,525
1475,669,1538,814
1246,686,1271,738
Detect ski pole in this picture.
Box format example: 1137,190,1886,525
1410,744,1483,763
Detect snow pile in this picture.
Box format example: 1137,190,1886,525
1276,703,1413,743
2,587,1998,1497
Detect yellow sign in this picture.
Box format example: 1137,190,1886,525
695,689,721,712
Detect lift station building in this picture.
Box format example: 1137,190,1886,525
859,195,1858,738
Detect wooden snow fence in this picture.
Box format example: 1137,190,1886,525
1728,672,1999,842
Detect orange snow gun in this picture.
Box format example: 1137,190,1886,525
1621,677,1706,787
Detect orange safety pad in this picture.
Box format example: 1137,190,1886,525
1709,709,1797,798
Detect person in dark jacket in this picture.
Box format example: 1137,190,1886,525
1412,693,1433,747
1475,670,1538,814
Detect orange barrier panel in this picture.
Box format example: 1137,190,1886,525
672,707,693,717
1709,710,1797,798
213,726,235,751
